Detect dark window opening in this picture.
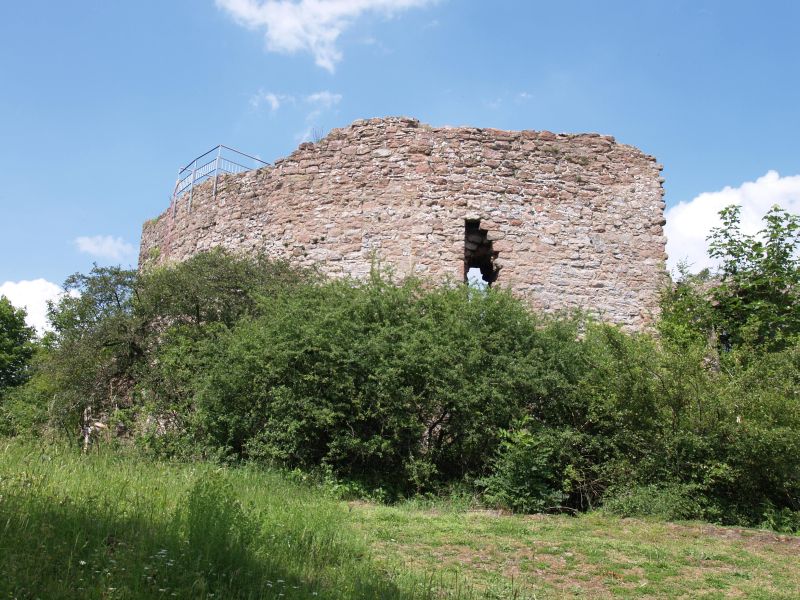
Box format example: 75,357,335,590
464,219,500,287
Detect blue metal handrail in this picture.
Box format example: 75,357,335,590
171,145,268,214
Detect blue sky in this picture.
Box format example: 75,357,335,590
1,0,799,329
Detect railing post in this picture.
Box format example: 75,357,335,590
171,177,180,218
212,145,222,201
188,159,197,213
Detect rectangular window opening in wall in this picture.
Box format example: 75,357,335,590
464,219,499,287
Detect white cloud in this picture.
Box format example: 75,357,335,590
216,0,435,72
250,91,296,111
665,171,800,273
485,97,502,110
249,90,340,115
485,91,532,109
295,91,343,140
265,92,282,110
305,90,342,107
0,279,63,334
466,267,488,290
247,88,342,140
74,235,135,262
296,126,315,142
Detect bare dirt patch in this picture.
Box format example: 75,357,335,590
666,522,800,550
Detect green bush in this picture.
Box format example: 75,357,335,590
760,506,800,534
7,235,798,531
0,295,35,396
602,483,706,521
0,371,53,436
479,423,583,513
191,273,557,493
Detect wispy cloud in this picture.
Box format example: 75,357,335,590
665,171,800,273
249,90,341,114
0,278,63,334
247,87,342,140
250,90,296,111
485,91,533,110
216,0,436,72
74,235,135,262
485,97,503,110
305,90,342,108
298,90,343,140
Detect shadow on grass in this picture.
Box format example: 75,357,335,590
0,489,410,600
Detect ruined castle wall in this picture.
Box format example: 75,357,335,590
140,117,667,329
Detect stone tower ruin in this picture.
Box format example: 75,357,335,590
139,117,668,330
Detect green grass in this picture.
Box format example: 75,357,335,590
355,504,800,598
0,440,451,599
1,440,798,599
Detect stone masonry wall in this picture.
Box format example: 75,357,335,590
139,117,667,330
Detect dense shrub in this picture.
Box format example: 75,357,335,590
4,219,799,529
708,205,800,351
479,423,584,513
0,296,35,396
601,483,706,521
190,275,555,492
0,369,55,437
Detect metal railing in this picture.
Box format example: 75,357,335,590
171,145,268,214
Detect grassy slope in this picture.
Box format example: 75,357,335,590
356,505,800,599
1,441,798,600
0,441,422,600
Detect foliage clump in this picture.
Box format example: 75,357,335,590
3,203,800,532
0,296,35,394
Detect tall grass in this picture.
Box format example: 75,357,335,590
0,440,481,599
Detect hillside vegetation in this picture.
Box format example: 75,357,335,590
1,205,799,535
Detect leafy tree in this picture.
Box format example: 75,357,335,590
138,250,312,328
30,251,312,435
662,205,800,354
33,265,144,433
0,296,35,395
658,262,716,349
708,204,800,350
